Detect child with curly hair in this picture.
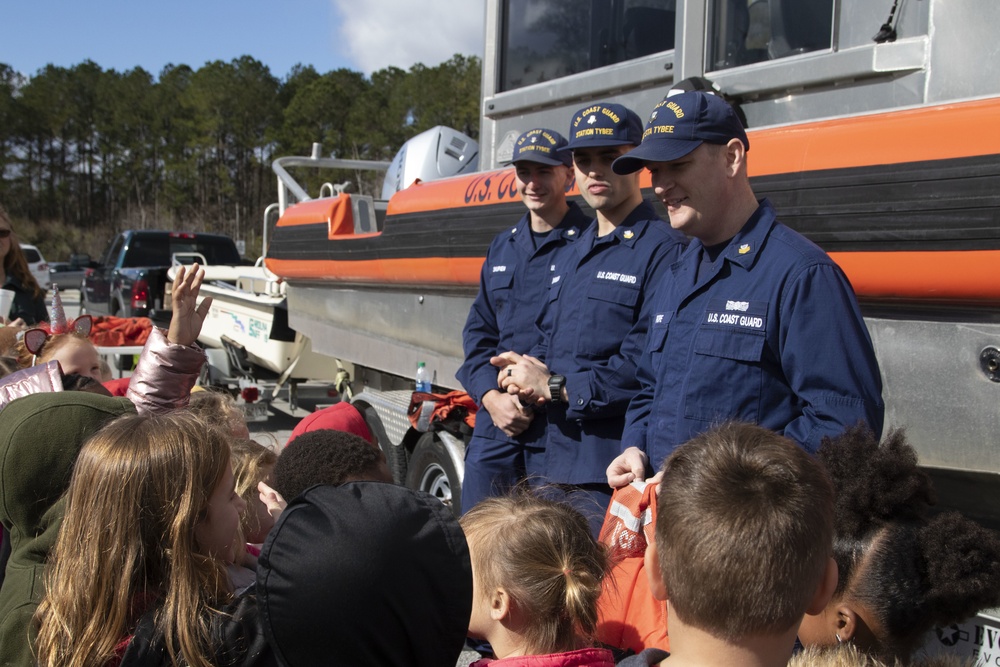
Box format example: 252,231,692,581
798,426,1000,664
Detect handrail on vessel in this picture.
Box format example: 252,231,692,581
271,142,391,215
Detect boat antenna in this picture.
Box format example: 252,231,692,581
873,0,903,43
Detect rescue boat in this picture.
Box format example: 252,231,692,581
267,97,1000,304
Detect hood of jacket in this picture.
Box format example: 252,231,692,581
257,481,473,667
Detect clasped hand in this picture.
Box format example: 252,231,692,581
490,351,552,406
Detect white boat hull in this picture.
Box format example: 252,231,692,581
193,270,346,382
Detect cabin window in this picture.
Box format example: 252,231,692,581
706,0,834,70
501,0,676,92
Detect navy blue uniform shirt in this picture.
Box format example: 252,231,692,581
623,199,884,468
532,200,688,484
457,202,590,444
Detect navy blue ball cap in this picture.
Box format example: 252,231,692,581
507,128,573,166
563,102,643,151
612,90,750,174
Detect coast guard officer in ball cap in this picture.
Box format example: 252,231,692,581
457,128,589,512
493,103,687,534
605,90,884,487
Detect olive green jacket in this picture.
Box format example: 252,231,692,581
0,392,135,667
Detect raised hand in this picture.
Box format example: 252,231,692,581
167,263,213,346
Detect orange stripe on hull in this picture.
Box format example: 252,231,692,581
386,169,538,216
265,256,485,286
270,97,1000,303
270,251,1000,302
830,250,1000,302
373,98,1000,216
749,98,1000,176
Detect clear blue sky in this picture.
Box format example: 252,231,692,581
1,0,484,80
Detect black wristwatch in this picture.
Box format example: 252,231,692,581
548,374,566,404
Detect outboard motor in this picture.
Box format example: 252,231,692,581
381,126,479,199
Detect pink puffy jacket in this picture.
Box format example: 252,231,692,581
0,327,204,415
0,361,62,411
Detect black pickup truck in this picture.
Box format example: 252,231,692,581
81,230,242,322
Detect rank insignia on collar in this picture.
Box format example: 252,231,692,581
738,243,751,254
623,230,634,239
511,227,517,233
567,229,576,236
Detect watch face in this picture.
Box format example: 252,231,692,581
548,374,566,402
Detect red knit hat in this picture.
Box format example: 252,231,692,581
286,402,374,448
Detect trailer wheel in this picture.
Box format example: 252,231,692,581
362,406,408,485
406,431,462,517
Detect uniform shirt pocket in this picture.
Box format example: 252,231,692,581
647,312,671,373
489,270,515,329
578,281,642,358
548,278,563,303
684,327,766,423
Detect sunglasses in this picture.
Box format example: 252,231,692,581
0,229,11,239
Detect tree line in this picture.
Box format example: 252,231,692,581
0,55,481,260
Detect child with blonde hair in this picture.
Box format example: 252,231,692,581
231,439,278,545
188,388,251,439
15,330,102,382
460,493,614,666
11,264,209,407
34,411,273,666
227,438,278,590
788,644,974,667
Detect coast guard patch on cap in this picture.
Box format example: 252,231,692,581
564,102,643,150
508,128,572,166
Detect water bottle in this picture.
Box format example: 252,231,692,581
415,361,432,393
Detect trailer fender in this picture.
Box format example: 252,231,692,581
358,402,410,485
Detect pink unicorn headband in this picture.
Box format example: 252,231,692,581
21,284,93,357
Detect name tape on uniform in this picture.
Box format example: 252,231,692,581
596,270,638,284
704,298,766,330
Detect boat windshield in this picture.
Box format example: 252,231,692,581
706,0,834,71
500,0,676,92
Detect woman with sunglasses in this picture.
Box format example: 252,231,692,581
0,204,48,326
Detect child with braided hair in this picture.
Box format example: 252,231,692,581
460,493,614,666
798,426,1000,664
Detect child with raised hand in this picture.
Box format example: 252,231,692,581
10,263,210,411
34,411,274,667
460,493,615,667
798,426,1000,665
